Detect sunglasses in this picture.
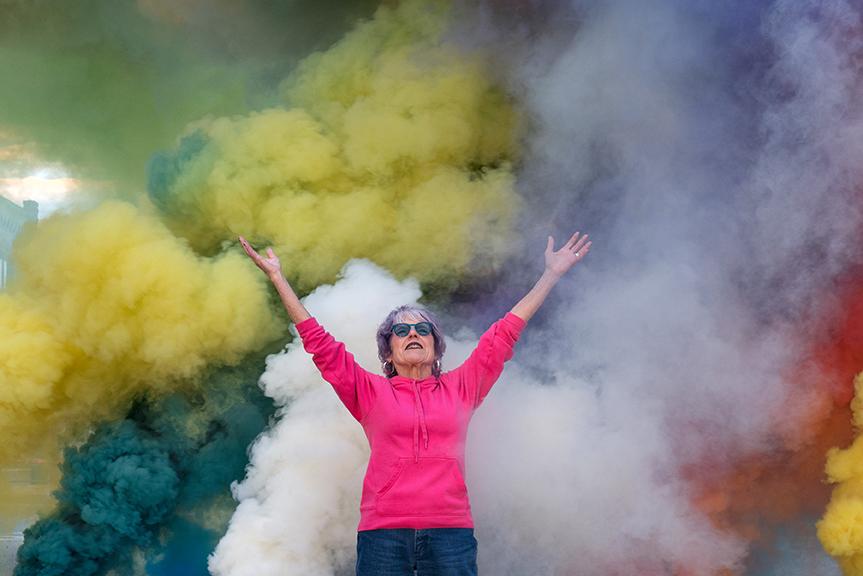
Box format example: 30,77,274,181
391,322,433,337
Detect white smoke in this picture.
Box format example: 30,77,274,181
210,259,742,575
461,0,861,573
465,0,861,573
208,260,416,576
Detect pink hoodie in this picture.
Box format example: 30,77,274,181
295,312,526,531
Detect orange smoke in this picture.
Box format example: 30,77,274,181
682,271,863,572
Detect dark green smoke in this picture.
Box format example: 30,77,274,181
14,356,280,576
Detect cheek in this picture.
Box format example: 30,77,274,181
389,339,409,362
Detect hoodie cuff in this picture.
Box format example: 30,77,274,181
295,316,320,338
502,312,527,336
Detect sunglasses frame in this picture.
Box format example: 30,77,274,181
391,322,433,337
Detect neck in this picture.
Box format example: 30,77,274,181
394,363,433,380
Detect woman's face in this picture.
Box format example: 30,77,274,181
387,313,436,373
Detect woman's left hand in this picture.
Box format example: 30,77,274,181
545,232,591,278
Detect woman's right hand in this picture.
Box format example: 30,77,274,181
239,236,282,279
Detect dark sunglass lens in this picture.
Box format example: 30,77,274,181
415,323,432,336
392,324,410,337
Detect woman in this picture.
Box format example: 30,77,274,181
239,232,591,576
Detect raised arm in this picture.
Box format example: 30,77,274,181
510,231,591,323
239,236,310,324
455,231,591,408
238,236,374,421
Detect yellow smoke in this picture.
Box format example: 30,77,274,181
156,0,520,291
819,372,863,574
0,201,283,464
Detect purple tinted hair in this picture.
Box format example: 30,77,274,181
376,305,446,378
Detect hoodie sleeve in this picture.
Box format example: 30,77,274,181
452,312,526,409
295,317,377,422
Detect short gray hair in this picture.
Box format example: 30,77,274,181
376,305,446,378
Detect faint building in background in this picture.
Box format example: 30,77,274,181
0,195,48,572
0,195,38,288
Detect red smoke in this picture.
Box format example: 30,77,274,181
680,270,863,571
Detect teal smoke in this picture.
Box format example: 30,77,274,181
14,360,277,576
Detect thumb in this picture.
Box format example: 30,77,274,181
545,235,554,255
266,247,275,258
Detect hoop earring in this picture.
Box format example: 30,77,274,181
383,360,394,376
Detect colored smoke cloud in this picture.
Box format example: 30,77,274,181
5,1,524,572
148,0,520,291
6,0,863,574
821,373,863,574
121,0,863,571
0,201,282,463
14,360,275,576
461,0,863,572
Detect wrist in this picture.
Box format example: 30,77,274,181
542,268,564,282
268,271,286,284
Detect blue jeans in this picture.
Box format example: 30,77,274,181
356,528,478,576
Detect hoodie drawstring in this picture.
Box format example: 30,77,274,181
411,381,429,463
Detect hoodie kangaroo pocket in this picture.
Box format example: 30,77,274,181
376,457,469,517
